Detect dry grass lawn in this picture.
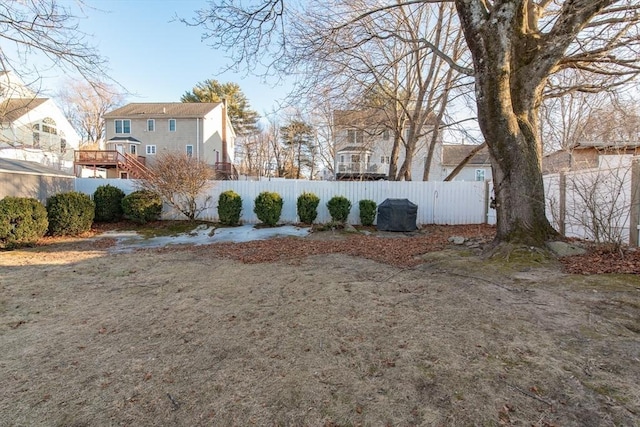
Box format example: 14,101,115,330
1,227,639,426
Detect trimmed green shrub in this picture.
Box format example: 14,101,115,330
121,190,162,224
297,192,320,224
46,192,95,236
0,197,48,249
254,191,283,226
327,196,352,223
359,199,377,226
218,190,243,226
93,184,125,222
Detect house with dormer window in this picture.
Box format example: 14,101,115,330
74,102,237,179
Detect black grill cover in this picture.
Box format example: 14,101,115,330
376,198,418,232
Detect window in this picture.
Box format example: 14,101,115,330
115,119,131,134
340,155,344,163
146,145,156,155
382,129,390,140
186,145,193,157
147,119,155,132
347,129,363,144
130,145,137,155
169,119,176,132
60,139,67,153
380,156,385,164
475,169,485,181
351,154,361,163
42,117,57,135
32,132,40,148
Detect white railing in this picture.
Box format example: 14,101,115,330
336,162,384,174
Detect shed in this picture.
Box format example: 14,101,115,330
376,198,418,232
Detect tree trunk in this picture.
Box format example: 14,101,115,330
456,0,558,246
388,134,401,180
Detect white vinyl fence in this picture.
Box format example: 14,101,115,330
75,178,495,226
544,160,640,246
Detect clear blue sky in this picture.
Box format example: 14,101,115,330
49,0,291,115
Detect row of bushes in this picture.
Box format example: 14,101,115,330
0,185,163,249
217,190,377,227
1,186,376,248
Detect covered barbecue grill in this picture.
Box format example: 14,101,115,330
376,198,418,232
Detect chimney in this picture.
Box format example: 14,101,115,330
221,98,227,164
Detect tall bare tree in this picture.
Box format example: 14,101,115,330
291,1,469,181
57,79,125,149
0,0,108,87
189,0,640,247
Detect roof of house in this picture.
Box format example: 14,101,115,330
571,141,640,150
442,144,490,167
0,157,74,177
333,109,438,127
337,145,371,153
107,136,142,144
0,98,49,122
104,102,223,119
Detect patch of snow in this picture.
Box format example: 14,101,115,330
102,224,311,253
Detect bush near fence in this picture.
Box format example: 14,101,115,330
75,178,493,226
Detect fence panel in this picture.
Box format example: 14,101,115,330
543,164,636,245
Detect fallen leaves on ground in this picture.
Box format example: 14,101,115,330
560,248,640,275
185,224,494,268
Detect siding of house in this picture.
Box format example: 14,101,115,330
103,103,235,170
0,98,82,172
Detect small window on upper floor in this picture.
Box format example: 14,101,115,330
115,119,131,134
382,129,390,141
169,119,176,132
147,119,155,132
475,169,485,181
347,129,363,145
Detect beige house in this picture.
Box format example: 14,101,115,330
75,102,236,179
543,141,640,174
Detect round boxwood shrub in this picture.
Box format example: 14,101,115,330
359,199,377,226
93,184,125,222
297,192,320,224
218,190,242,226
254,191,283,226
121,190,162,224
46,192,95,236
327,196,352,223
0,197,48,249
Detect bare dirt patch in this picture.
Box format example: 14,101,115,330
1,226,639,426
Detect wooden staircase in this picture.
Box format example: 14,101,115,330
117,153,153,179
74,150,153,179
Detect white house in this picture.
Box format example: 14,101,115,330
332,109,490,181
0,71,82,172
